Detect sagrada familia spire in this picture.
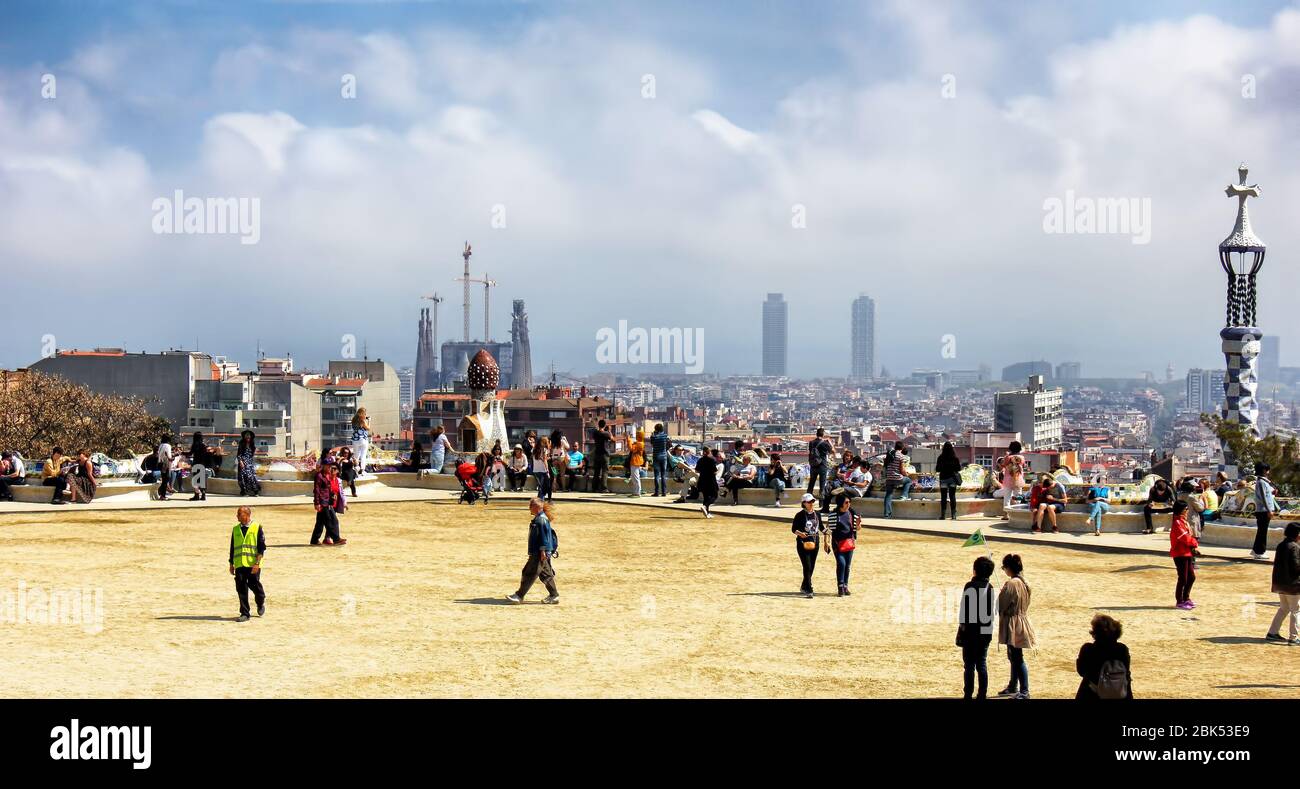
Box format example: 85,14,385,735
414,307,437,393
509,299,533,389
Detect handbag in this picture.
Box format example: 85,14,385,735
836,537,856,553
801,540,816,551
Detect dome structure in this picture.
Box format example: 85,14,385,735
466,348,500,391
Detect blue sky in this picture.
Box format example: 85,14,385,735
2,0,1299,379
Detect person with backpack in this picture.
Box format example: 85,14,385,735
1251,463,1282,560
1075,614,1133,699
1266,523,1300,644
1086,480,1111,536
1169,500,1200,609
830,493,859,597
996,553,1036,699
956,556,996,699
507,498,559,605
806,428,832,500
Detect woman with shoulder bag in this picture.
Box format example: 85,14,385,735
830,493,859,597
791,493,823,598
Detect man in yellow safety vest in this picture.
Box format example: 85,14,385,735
229,505,266,622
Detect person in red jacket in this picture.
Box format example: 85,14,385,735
1169,501,1201,610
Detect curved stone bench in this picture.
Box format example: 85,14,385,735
206,475,380,497
1004,505,1170,534
10,481,153,503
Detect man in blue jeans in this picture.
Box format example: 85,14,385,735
650,423,670,497
807,428,832,510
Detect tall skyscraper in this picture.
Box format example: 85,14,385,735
994,375,1063,449
1186,368,1227,415
1055,361,1081,381
761,293,787,377
1260,335,1280,392
850,294,875,381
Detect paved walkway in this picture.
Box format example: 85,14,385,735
0,483,1265,563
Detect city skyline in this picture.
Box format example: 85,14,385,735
3,1,1299,378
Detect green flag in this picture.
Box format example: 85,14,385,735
961,529,986,548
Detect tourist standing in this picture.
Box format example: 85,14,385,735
650,423,670,497
882,442,914,518
338,446,358,497
791,494,823,597
1266,523,1300,644
532,436,553,501
67,449,97,504
310,458,347,546
1075,614,1133,699
806,428,832,500
936,441,961,521
590,420,612,493
1142,478,1175,534
830,494,859,597
695,449,720,519
1169,500,1199,609
506,498,559,605
350,408,371,475
996,442,1027,520
228,505,267,622
957,556,996,699
626,429,646,497
996,554,1035,699
1251,463,1281,560
236,430,260,496
155,435,174,500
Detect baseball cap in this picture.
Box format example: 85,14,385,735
800,493,816,503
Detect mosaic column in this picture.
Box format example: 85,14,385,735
1216,164,1266,478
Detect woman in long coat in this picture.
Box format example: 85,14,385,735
997,553,1036,699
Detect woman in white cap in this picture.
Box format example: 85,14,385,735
791,493,824,598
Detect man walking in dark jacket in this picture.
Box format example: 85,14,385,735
508,498,559,604
1266,523,1300,644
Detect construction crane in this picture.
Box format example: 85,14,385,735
452,241,498,341
455,242,472,342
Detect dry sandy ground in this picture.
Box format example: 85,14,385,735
0,498,1292,698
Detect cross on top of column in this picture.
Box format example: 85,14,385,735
1220,163,1265,252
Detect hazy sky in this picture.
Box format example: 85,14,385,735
2,0,1298,380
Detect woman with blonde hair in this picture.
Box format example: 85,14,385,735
350,407,372,475
507,497,559,604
